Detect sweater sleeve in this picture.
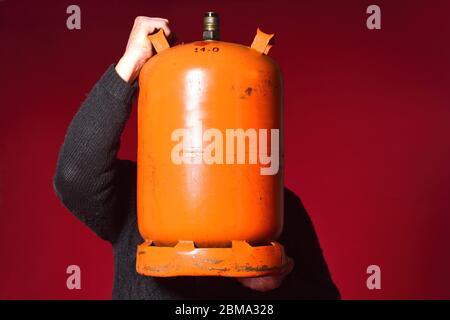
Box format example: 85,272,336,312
53,64,138,243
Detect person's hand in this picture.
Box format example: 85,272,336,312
237,257,295,292
116,16,171,83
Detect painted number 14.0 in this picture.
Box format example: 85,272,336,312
194,47,220,53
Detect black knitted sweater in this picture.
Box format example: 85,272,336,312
53,65,340,300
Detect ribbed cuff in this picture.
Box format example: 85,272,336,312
99,64,138,103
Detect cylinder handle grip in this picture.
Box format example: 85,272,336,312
251,28,274,55
148,28,170,54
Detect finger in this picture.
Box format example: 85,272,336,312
236,257,295,292
154,21,171,37
149,17,169,23
133,16,169,24
238,276,281,292
141,19,171,37
278,258,294,278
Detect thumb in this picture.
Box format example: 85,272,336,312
279,257,295,277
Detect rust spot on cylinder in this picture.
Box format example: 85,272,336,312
194,41,210,47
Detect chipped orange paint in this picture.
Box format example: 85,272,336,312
137,240,286,277
136,28,286,277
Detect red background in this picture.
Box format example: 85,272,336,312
1,0,450,299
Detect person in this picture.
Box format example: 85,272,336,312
53,16,340,300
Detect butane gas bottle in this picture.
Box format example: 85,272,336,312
136,12,286,277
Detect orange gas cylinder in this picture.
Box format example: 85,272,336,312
136,12,286,277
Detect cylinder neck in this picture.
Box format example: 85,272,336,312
203,12,220,41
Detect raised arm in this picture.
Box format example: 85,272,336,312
53,17,171,242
